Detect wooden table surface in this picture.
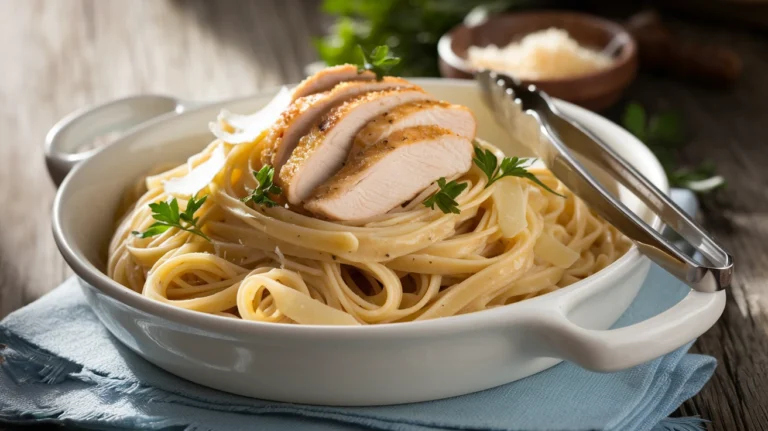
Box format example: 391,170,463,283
1,1,766,430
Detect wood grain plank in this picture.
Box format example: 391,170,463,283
623,20,768,431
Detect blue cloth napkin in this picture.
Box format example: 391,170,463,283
0,190,714,431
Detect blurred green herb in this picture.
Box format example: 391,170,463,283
315,0,518,77
354,45,401,80
622,102,725,193
423,177,467,214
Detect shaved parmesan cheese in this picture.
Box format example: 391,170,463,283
209,86,291,144
275,246,286,269
164,145,226,196
534,231,580,269
493,177,528,238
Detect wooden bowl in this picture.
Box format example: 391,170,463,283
438,11,638,111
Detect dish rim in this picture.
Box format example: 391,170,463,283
51,78,668,337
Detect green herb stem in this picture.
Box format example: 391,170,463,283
473,145,564,197
132,195,211,242
354,45,401,80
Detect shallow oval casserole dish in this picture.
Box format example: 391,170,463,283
50,79,725,406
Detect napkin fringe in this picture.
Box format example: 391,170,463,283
0,330,187,430
0,329,176,404
652,416,708,431
0,329,80,385
74,368,171,399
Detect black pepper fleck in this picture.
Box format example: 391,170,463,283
388,119,393,124
331,255,337,260
385,253,390,258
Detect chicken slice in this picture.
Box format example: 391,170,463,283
291,64,375,101
305,126,473,221
279,88,434,204
350,100,476,157
264,78,416,169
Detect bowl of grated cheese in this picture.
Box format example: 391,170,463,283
438,11,637,111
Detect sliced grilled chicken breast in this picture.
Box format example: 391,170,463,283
291,64,375,101
350,101,476,157
305,126,473,221
279,88,434,204
265,78,416,169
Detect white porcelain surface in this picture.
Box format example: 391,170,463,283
50,79,726,406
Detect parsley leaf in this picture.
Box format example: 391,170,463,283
132,195,210,241
423,177,467,214
473,145,565,197
242,165,282,208
354,45,401,80
472,145,498,181
622,102,723,194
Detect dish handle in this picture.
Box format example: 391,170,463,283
532,288,725,371
45,95,195,186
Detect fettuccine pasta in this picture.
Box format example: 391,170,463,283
108,136,630,325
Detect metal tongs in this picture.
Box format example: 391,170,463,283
477,71,733,293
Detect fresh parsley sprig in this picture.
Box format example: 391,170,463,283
132,195,211,242
473,145,565,197
242,165,282,208
622,102,725,193
423,177,467,214
354,45,400,81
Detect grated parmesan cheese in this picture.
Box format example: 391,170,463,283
467,28,614,80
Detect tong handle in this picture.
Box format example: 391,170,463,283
535,106,732,292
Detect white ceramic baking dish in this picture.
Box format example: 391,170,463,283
47,79,725,406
